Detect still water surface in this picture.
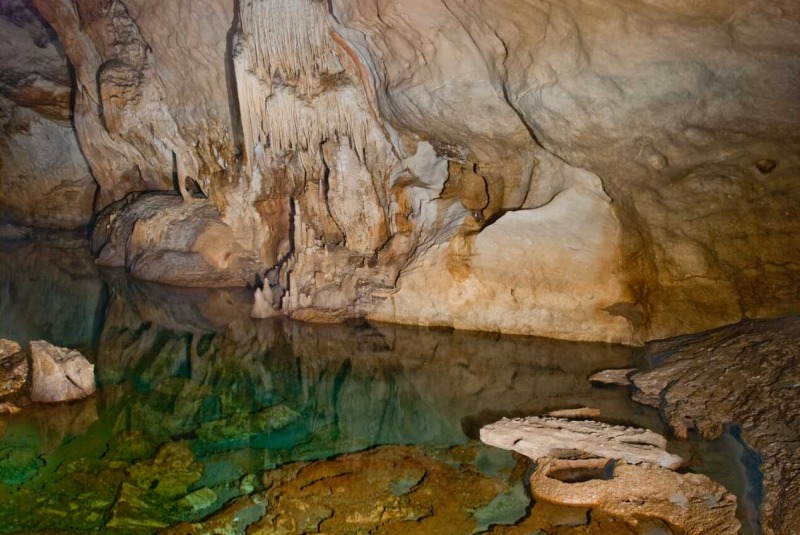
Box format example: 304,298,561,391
0,235,757,533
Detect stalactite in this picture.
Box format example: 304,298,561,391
259,85,379,157
240,0,340,95
235,0,391,179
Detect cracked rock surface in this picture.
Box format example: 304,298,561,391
0,0,95,229
527,458,740,535
29,340,95,403
0,339,26,399
631,316,800,535
480,416,683,469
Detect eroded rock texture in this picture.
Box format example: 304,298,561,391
480,416,683,469
0,339,26,399
631,317,800,535
0,0,95,229
4,0,799,341
528,459,740,535
29,340,95,403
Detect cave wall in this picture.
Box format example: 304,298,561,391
3,0,799,344
0,0,95,229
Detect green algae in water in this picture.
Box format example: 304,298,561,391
0,239,758,533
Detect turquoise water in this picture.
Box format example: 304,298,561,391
0,235,758,533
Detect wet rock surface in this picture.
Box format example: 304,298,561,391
481,416,683,469
29,340,95,403
0,339,26,399
168,444,518,534
528,458,739,535
91,193,261,288
630,316,800,535
589,368,637,387
0,0,95,229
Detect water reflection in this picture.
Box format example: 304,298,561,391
0,237,754,532
95,268,655,452
0,233,105,350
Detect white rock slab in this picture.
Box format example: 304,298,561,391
589,368,637,386
480,416,682,470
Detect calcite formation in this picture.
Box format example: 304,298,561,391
1,0,799,343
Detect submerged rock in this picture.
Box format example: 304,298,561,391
630,316,800,535
166,445,515,534
480,416,682,470
196,404,299,443
528,458,740,535
0,402,20,414
107,442,204,529
29,340,95,403
0,338,27,398
179,488,218,513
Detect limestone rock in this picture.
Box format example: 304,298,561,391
165,445,512,534
2,0,798,343
480,416,682,469
91,193,260,288
589,368,638,387
29,340,95,403
0,338,27,398
0,2,95,229
0,102,96,229
528,458,740,535
630,316,800,535
546,407,601,419
333,0,800,342
0,340,22,359
250,287,281,319
0,402,21,414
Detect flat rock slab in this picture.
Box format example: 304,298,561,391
30,340,95,403
546,407,601,419
480,416,682,469
0,338,27,398
588,368,637,386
